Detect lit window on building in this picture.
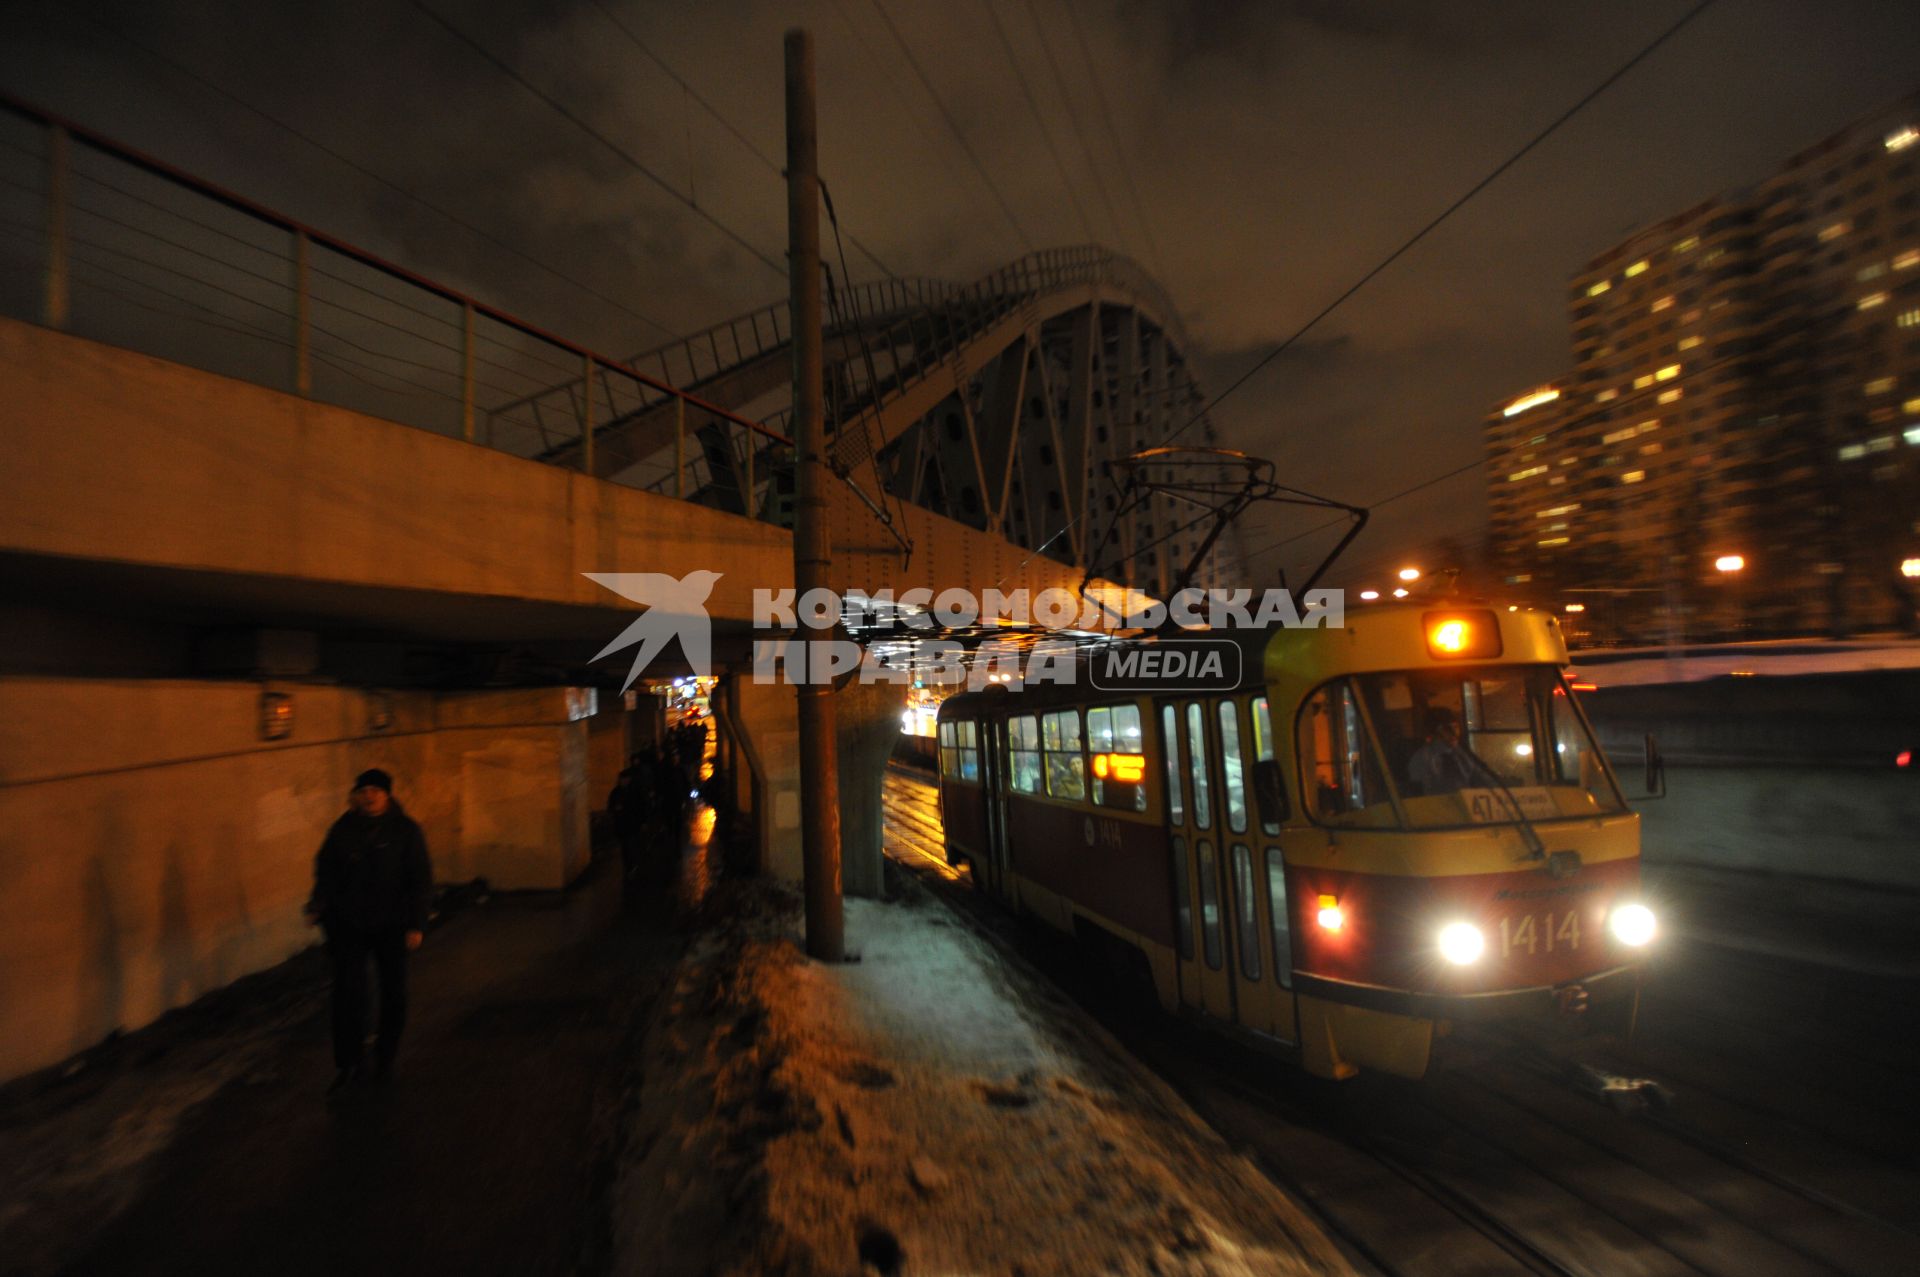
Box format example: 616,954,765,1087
1640,442,1663,455
1838,444,1868,460
1886,126,1919,153
1656,364,1681,381
1603,425,1636,445
1634,374,1654,390
1535,503,1581,517
1904,396,1920,415
1870,436,1896,452
1898,309,1920,328
1858,263,1887,282
1625,260,1649,277
1595,388,1618,402
1818,221,1851,243
1674,236,1699,252
1658,388,1684,404
1678,335,1703,351
1586,280,1611,297
1507,465,1548,482
1702,247,1725,265
1651,295,1674,312
1865,377,1896,395
1859,292,1888,310
1537,536,1570,547
1620,470,1646,484
1896,249,1920,271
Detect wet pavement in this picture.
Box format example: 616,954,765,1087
2,816,712,1277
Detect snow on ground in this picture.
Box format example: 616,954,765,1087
611,878,1349,1276
1566,638,1920,686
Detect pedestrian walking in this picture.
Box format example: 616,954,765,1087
609,754,649,900
304,768,432,1093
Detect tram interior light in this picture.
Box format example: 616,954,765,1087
1610,903,1657,947
1316,894,1344,933
1438,922,1485,965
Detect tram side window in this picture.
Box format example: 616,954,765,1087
1231,844,1261,981
1171,834,1193,959
1250,696,1287,833
1008,715,1041,793
1196,841,1223,969
1217,701,1248,834
1264,848,1292,988
1161,704,1184,823
1042,708,1086,801
938,720,979,782
1297,682,1393,824
1087,704,1148,812
1184,702,1213,830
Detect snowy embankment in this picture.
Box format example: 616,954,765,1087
609,879,1349,1276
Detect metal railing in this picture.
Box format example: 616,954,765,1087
0,92,1203,529
0,92,789,514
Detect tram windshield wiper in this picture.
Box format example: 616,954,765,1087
1450,742,1549,862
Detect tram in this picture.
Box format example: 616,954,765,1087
934,600,1654,1080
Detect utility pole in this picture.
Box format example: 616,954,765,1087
786,28,844,962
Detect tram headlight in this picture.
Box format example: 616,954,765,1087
1610,903,1657,947
1437,921,1486,965
1315,894,1344,933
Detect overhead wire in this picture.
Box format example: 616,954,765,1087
1060,0,1163,273
979,0,1096,244
866,0,1034,255
1019,0,1125,251
405,0,787,277
1013,0,1720,589
84,14,679,340
581,0,898,279
1159,0,1718,451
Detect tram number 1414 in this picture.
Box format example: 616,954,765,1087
1499,910,1580,957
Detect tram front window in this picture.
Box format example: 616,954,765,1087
1300,668,1625,828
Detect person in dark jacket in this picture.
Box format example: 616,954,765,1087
304,768,432,1091
608,755,650,899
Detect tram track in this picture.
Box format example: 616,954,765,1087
878,766,1920,1277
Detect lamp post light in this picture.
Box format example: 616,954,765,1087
1714,554,1745,574
1359,589,1380,601
1902,558,1920,579
1713,554,1747,639
1398,567,1421,582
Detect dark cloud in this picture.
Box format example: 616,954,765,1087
3,0,1917,586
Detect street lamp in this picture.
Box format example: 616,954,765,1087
1714,554,1745,573
1359,589,1380,600
1392,587,1409,598
1398,567,1421,582
1564,603,1586,613
1902,558,1920,579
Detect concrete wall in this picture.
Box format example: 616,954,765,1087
0,676,601,1082
1585,672,1920,889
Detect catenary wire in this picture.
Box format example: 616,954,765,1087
581,0,898,279
980,0,1096,244
1008,0,1719,588
867,0,1034,254
86,14,680,340
406,0,787,278
1160,0,1718,450
1061,0,1163,275
1020,0,1126,251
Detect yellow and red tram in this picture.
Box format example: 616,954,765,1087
934,601,1653,1080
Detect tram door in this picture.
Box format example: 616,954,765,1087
1165,700,1234,1020
1212,695,1296,1042
979,718,1014,903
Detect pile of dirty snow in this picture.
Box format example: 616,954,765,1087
609,877,1349,1275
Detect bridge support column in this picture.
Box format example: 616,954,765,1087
836,681,907,898
715,673,804,884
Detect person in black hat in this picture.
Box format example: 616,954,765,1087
304,768,433,1092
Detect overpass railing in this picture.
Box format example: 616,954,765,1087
0,93,790,512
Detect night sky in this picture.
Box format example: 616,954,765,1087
4,0,1917,593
